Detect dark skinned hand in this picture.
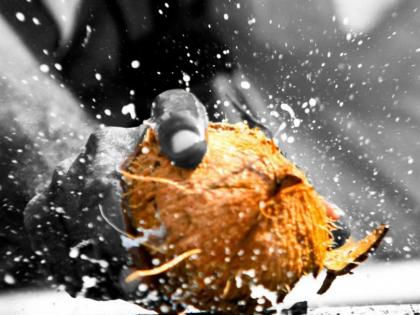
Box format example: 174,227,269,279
23,89,208,302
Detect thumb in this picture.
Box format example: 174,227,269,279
151,89,208,169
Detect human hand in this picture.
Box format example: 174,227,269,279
23,89,208,300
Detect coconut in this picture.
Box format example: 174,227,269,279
120,122,388,313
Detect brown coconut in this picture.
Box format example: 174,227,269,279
120,122,388,313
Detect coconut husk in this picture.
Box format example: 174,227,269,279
120,122,388,313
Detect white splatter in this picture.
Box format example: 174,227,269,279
82,25,92,47
32,17,41,25
131,60,140,69
82,275,97,289
16,12,25,22
122,103,136,119
248,17,256,25
240,81,251,89
39,64,50,73
280,103,301,127
250,284,278,308
80,254,109,269
4,274,16,285
69,239,92,259
182,73,191,82
120,225,167,249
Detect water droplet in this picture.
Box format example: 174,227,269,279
309,98,317,107
82,275,97,288
138,283,148,292
39,64,50,73
384,236,393,245
69,247,79,258
343,17,349,25
141,146,150,154
240,81,251,89
4,274,16,285
16,12,25,22
204,277,212,285
182,73,191,82
287,136,295,144
248,18,256,25
122,103,136,119
131,60,140,69
160,305,171,313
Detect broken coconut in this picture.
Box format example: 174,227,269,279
120,122,388,313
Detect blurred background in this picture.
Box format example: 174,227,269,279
0,0,419,313
213,0,420,259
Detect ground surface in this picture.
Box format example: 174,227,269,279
0,260,419,314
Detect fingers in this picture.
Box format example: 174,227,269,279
324,199,344,221
24,163,84,296
324,200,351,249
23,126,147,300
331,218,351,249
151,89,208,169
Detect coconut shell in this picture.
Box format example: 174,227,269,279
120,122,387,313
318,224,389,294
